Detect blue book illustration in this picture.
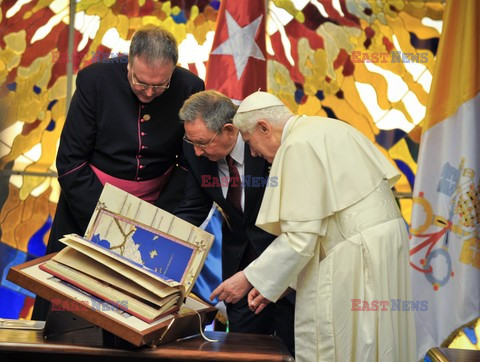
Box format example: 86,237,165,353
86,209,197,285
90,227,195,283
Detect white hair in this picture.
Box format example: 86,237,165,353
233,105,292,133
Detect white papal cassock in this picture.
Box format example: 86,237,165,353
244,116,417,362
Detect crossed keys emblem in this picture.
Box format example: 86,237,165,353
410,158,479,290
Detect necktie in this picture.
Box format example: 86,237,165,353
226,155,257,268
226,155,242,214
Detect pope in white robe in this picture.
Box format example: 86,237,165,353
211,91,416,362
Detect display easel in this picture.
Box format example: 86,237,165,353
7,255,217,347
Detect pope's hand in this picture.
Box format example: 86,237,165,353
210,271,252,304
248,288,271,314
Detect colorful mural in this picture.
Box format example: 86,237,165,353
0,0,444,324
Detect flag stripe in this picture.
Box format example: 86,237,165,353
423,0,480,132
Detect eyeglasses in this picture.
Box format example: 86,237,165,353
183,130,220,148
131,70,170,91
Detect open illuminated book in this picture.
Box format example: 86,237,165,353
38,183,214,324
40,230,188,323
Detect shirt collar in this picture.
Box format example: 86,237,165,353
281,115,300,143
228,132,244,165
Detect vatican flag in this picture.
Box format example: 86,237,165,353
409,0,480,359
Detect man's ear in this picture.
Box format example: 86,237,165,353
223,123,237,135
257,120,271,136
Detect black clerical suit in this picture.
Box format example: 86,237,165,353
174,141,295,354
32,57,204,321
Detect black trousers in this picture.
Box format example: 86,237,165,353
31,195,81,321
226,293,295,357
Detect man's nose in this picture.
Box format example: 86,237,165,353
145,87,155,97
194,145,204,157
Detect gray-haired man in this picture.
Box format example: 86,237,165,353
32,26,204,320
174,90,295,355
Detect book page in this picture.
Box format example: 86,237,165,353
84,184,214,295
60,236,180,296
86,209,196,284
53,248,175,305
23,264,176,332
41,260,179,322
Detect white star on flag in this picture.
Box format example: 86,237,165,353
211,11,265,80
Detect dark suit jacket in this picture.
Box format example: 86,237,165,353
174,142,275,280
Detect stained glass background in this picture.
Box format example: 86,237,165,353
5,0,472,347
0,0,440,317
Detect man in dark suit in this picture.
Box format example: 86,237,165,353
174,90,294,354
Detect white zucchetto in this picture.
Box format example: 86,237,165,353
237,91,285,113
